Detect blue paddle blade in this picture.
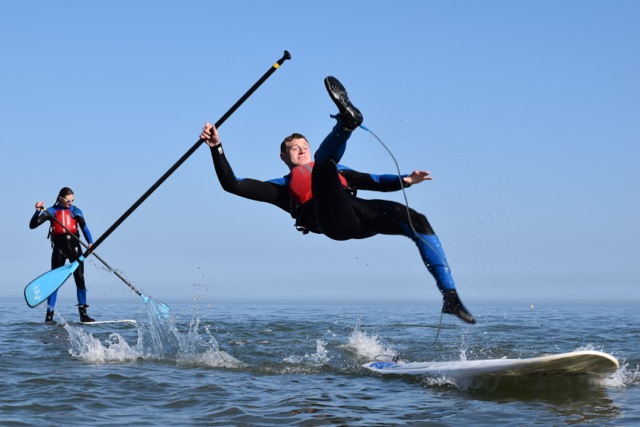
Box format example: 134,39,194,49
24,260,81,307
140,293,171,318
156,301,172,317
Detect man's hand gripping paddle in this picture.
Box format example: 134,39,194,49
24,50,292,308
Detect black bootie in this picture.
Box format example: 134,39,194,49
324,76,363,131
78,304,95,323
45,310,55,323
442,290,476,324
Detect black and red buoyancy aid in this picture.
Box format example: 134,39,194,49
51,208,78,235
288,162,348,205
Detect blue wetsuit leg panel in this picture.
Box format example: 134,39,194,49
413,232,456,293
47,292,58,312
77,288,87,306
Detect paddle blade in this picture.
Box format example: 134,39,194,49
156,300,172,317
140,293,171,318
24,261,80,307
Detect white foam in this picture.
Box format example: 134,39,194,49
63,299,246,369
283,339,330,366
344,328,396,361
65,325,141,363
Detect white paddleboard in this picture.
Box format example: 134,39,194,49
79,319,137,325
363,350,619,378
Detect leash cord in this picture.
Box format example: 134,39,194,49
360,124,443,353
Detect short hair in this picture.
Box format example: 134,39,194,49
280,133,308,154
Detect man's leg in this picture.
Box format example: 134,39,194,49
312,160,360,240
400,221,476,324
353,198,476,324
312,76,365,240
408,231,476,324
314,121,352,164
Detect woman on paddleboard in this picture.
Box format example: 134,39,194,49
29,187,95,323
199,76,475,324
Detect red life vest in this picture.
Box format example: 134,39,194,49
51,208,78,235
288,161,348,205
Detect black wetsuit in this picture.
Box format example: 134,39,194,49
205,119,475,324
209,145,435,241
29,205,93,309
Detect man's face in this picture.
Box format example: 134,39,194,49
281,137,311,169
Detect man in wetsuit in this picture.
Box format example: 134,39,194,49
29,187,95,323
200,76,476,324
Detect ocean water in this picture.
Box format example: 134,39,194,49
1,297,639,427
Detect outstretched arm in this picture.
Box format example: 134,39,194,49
201,122,241,192
340,168,432,192
200,122,293,212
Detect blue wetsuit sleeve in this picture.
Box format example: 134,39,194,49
71,206,94,244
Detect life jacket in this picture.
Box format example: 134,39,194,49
50,208,78,236
288,161,348,205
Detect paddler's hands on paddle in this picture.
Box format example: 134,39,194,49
201,122,221,147
33,201,92,248
403,170,432,186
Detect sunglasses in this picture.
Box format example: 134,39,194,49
62,198,75,203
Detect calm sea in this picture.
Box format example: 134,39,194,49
1,296,638,427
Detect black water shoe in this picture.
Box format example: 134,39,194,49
78,304,95,323
324,76,363,131
442,290,476,324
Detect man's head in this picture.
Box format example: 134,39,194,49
280,133,311,170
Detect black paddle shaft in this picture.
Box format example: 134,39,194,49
84,50,291,258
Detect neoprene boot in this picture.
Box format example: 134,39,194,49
44,310,55,323
324,76,363,131
442,290,476,324
78,304,95,323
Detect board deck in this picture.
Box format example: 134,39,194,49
363,350,619,378
78,319,137,325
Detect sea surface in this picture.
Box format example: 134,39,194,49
1,297,639,427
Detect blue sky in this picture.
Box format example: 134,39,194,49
2,1,638,308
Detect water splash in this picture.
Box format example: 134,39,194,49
63,299,244,368
66,329,139,363
343,328,396,361
572,344,640,388
136,297,181,358
283,340,330,366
